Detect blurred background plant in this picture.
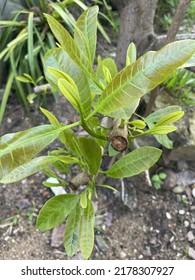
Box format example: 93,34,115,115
163,68,195,106
0,0,113,125
155,0,195,32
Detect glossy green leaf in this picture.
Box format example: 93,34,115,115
155,135,173,149
0,125,63,179
102,66,112,84
94,40,195,116
57,155,79,164
44,14,93,77
126,42,137,66
0,156,57,184
40,107,60,126
145,120,173,149
155,111,184,126
146,125,177,135
178,53,195,69
80,190,88,209
64,204,80,257
74,6,98,65
44,48,91,116
96,58,118,83
78,137,102,175
105,146,162,178
108,100,140,120
16,76,31,83
129,120,146,129
62,129,82,157
58,78,81,113
36,194,79,230
79,199,94,259
145,105,182,123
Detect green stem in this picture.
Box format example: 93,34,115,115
81,121,107,140
61,120,81,131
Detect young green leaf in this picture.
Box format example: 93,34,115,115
97,184,118,192
96,58,118,82
44,51,92,116
0,156,57,184
44,14,93,77
102,66,112,84
0,125,64,179
58,78,81,113
105,146,162,178
62,129,82,157
16,76,32,83
78,137,102,175
129,120,146,129
155,111,184,126
145,105,182,123
79,199,94,259
40,107,60,126
80,190,88,209
144,108,182,149
64,204,80,257
36,194,79,230
57,155,79,164
145,125,177,135
94,40,195,117
74,6,98,65
126,42,137,66
146,119,173,149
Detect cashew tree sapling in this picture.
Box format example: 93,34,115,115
0,6,195,259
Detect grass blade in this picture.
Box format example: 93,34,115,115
28,12,35,78
0,71,14,126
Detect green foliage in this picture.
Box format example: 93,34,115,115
163,68,195,106
155,0,195,32
0,0,110,125
152,172,167,190
0,6,195,259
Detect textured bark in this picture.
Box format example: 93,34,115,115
164,0,191,44
111,0,159,69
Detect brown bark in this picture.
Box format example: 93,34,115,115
164,0,191,44
111,0,159,69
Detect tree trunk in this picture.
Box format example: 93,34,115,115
111,0,159,69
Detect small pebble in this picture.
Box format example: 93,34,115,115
143,246,152,257
169,236,175,243
190,223,195,230
192,188,195,199
184,220,190,227
178,209,185,215
188,247,195,260
120,251,127,258
172,186,185,194
16,198,31,210
187,231,194,242
138,254,143,259
166,212,172,219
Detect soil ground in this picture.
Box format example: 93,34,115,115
0,96,195,260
